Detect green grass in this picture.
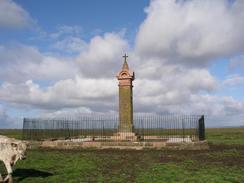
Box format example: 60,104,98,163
137,161,244,183
0,129,23,139
0,128,244,182
2,147,243,183
206,128,244,145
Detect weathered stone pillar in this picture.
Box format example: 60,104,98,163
116,54,135,133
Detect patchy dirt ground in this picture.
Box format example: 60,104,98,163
0,128,244,182
1,143,240,182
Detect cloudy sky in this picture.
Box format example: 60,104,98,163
0,0,244,128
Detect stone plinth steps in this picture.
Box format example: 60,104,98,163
111,132,137,141
28,139,209,150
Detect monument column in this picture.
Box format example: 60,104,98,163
116,54,135,133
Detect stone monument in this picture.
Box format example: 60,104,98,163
116,54,136,140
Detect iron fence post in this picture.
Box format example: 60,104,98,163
198,115,205,141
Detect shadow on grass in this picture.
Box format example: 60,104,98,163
13,168,53,181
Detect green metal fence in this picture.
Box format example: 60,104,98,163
23,114,205,141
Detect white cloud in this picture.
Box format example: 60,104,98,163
206,114,244,127
136,0,244,66
1,0,244,127
0,0,33,28
0,76,117,110
0,31,129,81
32,25,83,42
76,32,128,77
0,64,218,115
229,54,244,69
133,67,217,110
223,74,244,86
52,36,87,53
0,44,77,82
134,91,244,122
188,95,243,116
135,62,217,91
49,25,82,39
0,28,236,126
39,107,93,118
0,105,19,128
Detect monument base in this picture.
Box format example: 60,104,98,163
34,139,209,150
112,132,137,141
118,123,134,133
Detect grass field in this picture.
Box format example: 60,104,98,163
0,128,244,183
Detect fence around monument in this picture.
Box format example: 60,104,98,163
22,114,205,142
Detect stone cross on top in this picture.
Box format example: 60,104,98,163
122,54,129,71
123,54,128,62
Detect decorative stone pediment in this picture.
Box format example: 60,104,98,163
116,70,134,80
121,72,128,78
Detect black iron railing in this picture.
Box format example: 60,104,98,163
23,114,205,141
